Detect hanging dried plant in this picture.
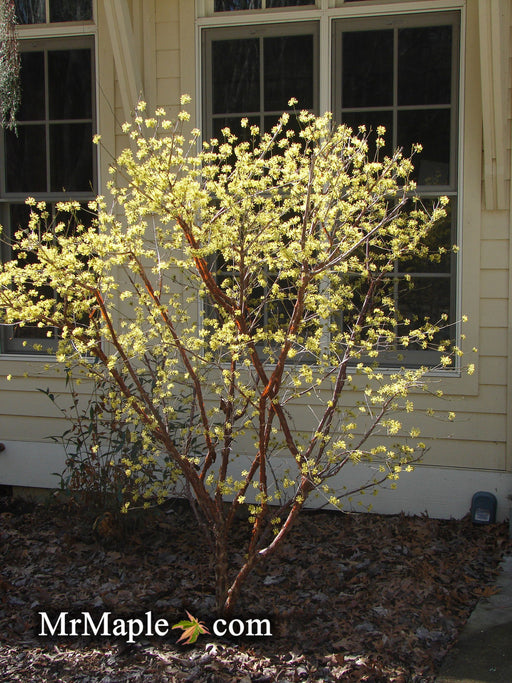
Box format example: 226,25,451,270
0,0,20,129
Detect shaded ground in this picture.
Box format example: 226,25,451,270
0,495,509,682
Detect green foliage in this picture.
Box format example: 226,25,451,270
0,99,469,613
43,366,190,514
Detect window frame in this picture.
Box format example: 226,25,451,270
332,10,460,196
0,33,97,355
198,0,464,371
0,35,97,201
332,9,460,368
201,20,320,140
14,0,94,25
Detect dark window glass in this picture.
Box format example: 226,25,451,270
8,202,56,343
402,203,453,274
3,203,96,351
212,39,260,114
4,42,94,195
15,0,45,23
398,26,452,106
334,13,459,362
397,276,452,331
212,115,260,141
5,126,47,192
337,18,456,189
50,123,93,192
49,49,92,119
9,204,31,233
267,0,315,6
15,0,92,22
6,204,54,344
263,112,302,136
214,0,314,8
264,35,314,111
18,52,45,121
49,0,92,21
215,0,260,10
342,30,393,108
397,109,451,185
340,110,393,157
2,37,95,354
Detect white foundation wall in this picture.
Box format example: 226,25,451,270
1,440,511,522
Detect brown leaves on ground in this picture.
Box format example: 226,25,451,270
0,494,509,682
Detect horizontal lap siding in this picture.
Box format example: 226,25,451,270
155,0,181,115
450,209,509,471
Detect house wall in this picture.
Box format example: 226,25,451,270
1,0,512,520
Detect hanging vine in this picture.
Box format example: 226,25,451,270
0,0,19,129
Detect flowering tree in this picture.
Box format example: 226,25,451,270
0,98,466,615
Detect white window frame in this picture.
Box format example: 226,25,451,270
201,20,320,140
197,0,465,371
0,10,98,355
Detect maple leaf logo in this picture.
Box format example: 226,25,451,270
172,611,210,644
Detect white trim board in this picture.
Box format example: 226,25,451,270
0,441,510,521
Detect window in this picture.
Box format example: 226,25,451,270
202,22,319,140
214,1,315,11
201,5,460,365
0,35,96,354
15,0,93,24
333,13,458,190
333,12,459,364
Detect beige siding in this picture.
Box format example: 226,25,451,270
480,299,508,328
421,440,506,471
481,239,509,268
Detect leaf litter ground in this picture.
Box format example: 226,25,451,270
0,494,509,682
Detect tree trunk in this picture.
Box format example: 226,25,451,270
214,531,229,616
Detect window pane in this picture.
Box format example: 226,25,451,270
401,202,453,274
9,204,55,342
214,0,313,10
9,204,31,233
50,123,93,192
15,0,45,23
18,52,45,121
340,110,393,157
397,109,451,185
267,0,315,6
212,116,260,141
212,39,260,114
397,276,452,338
49,49,92,119
264,34,314,111
264,112,302,136
342,30,393,108
49,0,92,22
215,0,261,10
398,25,452,106
5,126,47,192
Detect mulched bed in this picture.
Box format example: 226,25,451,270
0,494,510,682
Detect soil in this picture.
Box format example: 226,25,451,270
0,494,509,682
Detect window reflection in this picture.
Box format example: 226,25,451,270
15,0,92,23
15,0,44,24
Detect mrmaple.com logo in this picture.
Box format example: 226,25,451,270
38,611,272,644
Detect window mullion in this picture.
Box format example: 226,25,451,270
44,48,51,193
259,35,265,130
392,26,398,151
